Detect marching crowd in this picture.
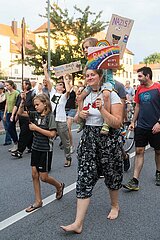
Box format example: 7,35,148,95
0,37,160,234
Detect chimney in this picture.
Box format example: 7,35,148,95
11,20,18,36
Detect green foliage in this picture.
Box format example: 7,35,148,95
144,52,160,64
0,70,6,80
25,4,108,75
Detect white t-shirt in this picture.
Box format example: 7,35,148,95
84,91,121,126
50,88,68,122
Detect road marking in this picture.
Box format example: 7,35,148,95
129,144,150,159
0,145,150,231
0,183,76,231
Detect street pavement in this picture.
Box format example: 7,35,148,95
0,126,160,240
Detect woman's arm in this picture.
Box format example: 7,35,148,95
63,75,72,98
17,92,28,117
3,101,8,121
10,106,18,121
96,98,123,129
42,62,52,92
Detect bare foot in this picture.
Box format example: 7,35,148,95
107,206,120,220
60,223,82,234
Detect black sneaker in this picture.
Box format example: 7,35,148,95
11,151,23,158
123,153,131,172
155,172,160,186
123,178,139,191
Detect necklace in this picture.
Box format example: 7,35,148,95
90,89,101,106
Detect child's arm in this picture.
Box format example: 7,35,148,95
76,90,88,111
76,86,91,111
29,123,56,138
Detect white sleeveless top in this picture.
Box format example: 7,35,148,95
84,91,121,126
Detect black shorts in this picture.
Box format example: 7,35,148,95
31,149,53,172
135,127,160,150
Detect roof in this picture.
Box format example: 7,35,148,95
0,22,35,54
33,22,54,33
134,63,160,72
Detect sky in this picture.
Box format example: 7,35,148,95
0,0,160,63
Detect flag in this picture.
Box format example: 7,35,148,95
21,17,26,60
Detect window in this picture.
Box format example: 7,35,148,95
126,71,128,78
130,59,132,65
130,72,132,78
14,69,18,74
126,58,128,64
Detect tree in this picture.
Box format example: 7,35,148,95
0,69,6,80
144,52,160,64
25,4,108,75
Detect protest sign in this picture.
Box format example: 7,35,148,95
52,61,82,77
106,14,134,58
87,45,120,69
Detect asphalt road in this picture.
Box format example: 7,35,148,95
0,126,160,240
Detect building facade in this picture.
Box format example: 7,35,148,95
0,20,38,88
133,63,160,86
0,20,135,87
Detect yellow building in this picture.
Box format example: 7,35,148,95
0,20,135,87
0,20,37,88
133,63,160,86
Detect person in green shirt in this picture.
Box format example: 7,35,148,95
3,80,19,152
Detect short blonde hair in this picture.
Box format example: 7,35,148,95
82,37,98,50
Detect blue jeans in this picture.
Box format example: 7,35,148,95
6,112,18,143
0,110,12,144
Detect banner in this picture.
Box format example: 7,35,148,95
87,45,120,69
106,14,134,58
52,61,82,77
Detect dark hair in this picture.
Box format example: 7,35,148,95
112,34,121,41
24,80,32,90
5,80,15,88
33,94,52,115
56,80,66,93
137,66,152,80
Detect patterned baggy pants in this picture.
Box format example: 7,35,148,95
76,126,123,198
